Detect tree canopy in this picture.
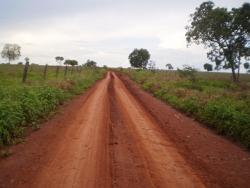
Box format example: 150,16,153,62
1,44,21,63
204,63,213,71
55,56,64,65
166,63,174,70
83,59,97,68
186,1,250,81
128,48,150,69
244,62,250,73
64,59,78,66
177,65,198,82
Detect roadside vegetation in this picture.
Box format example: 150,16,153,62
0,63,105,146
124,1,250,148
123,69,250,148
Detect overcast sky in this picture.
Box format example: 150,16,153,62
0,0,246,69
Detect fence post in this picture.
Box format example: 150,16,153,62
64,66,68,79
22,57,30,83
43,64,48,80
78,66,82,74
56,66,60,78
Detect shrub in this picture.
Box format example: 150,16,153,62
200,99,250,147
0,66,105,146
124,69,250,148
180,97,199,114
0,100,25,145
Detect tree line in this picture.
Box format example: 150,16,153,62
128,1,250,82
0,44,98,68
1,1,249,82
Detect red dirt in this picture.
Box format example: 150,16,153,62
0,72,249,188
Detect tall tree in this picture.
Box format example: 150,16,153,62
128,48,150,69
166,63,174,70
64,59,78,66
1,44,21,64
55,56,64,65
204,63,213,71
83,59,97,68
244,62,250,73
186,1,250,82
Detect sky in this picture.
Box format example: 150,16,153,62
0,0,247,69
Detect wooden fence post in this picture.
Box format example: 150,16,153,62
43,64,48,80
22,58,30,83
56,66,60,78
64,66,68,79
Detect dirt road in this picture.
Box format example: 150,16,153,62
0,72,250,188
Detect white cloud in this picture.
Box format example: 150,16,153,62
0,0,247,68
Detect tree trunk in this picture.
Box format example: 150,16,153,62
64,66,68,79
56,66,60,78
237,59,241,81
231,67,238,82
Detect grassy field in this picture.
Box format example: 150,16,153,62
123,69,250,148
0,64,105,146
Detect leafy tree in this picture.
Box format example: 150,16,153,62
166,63,174,70
177,65,197,82
186,1,250,82
55,56,64,65
244,62,250,73
64,59,78,66
128,48,150,69
1,44,21,64
244,62,249,69
204,63,213,71
83,59,97,68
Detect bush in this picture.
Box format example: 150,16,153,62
180,97,199,114
0,100,25,145
199,99,250,146
0,67,105,145
124,69,250,148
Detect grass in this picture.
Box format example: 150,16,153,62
0,64,106,145
123,69,250,148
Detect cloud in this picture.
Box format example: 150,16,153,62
0,0,247,68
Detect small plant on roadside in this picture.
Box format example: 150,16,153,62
177,65,197,82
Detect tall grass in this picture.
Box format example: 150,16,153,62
124,69,250,148
0,64,105,145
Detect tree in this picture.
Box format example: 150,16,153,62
147,60,156,71
166,63,174,70
55,56,64,78
128,48,150,69
177,65,197,82
83,59,97,68
55,56,64,65
204,63,213,71
1,44,21,64
186,1,250,82
244,62,250,73
244,62,249,69
64,59,78,66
